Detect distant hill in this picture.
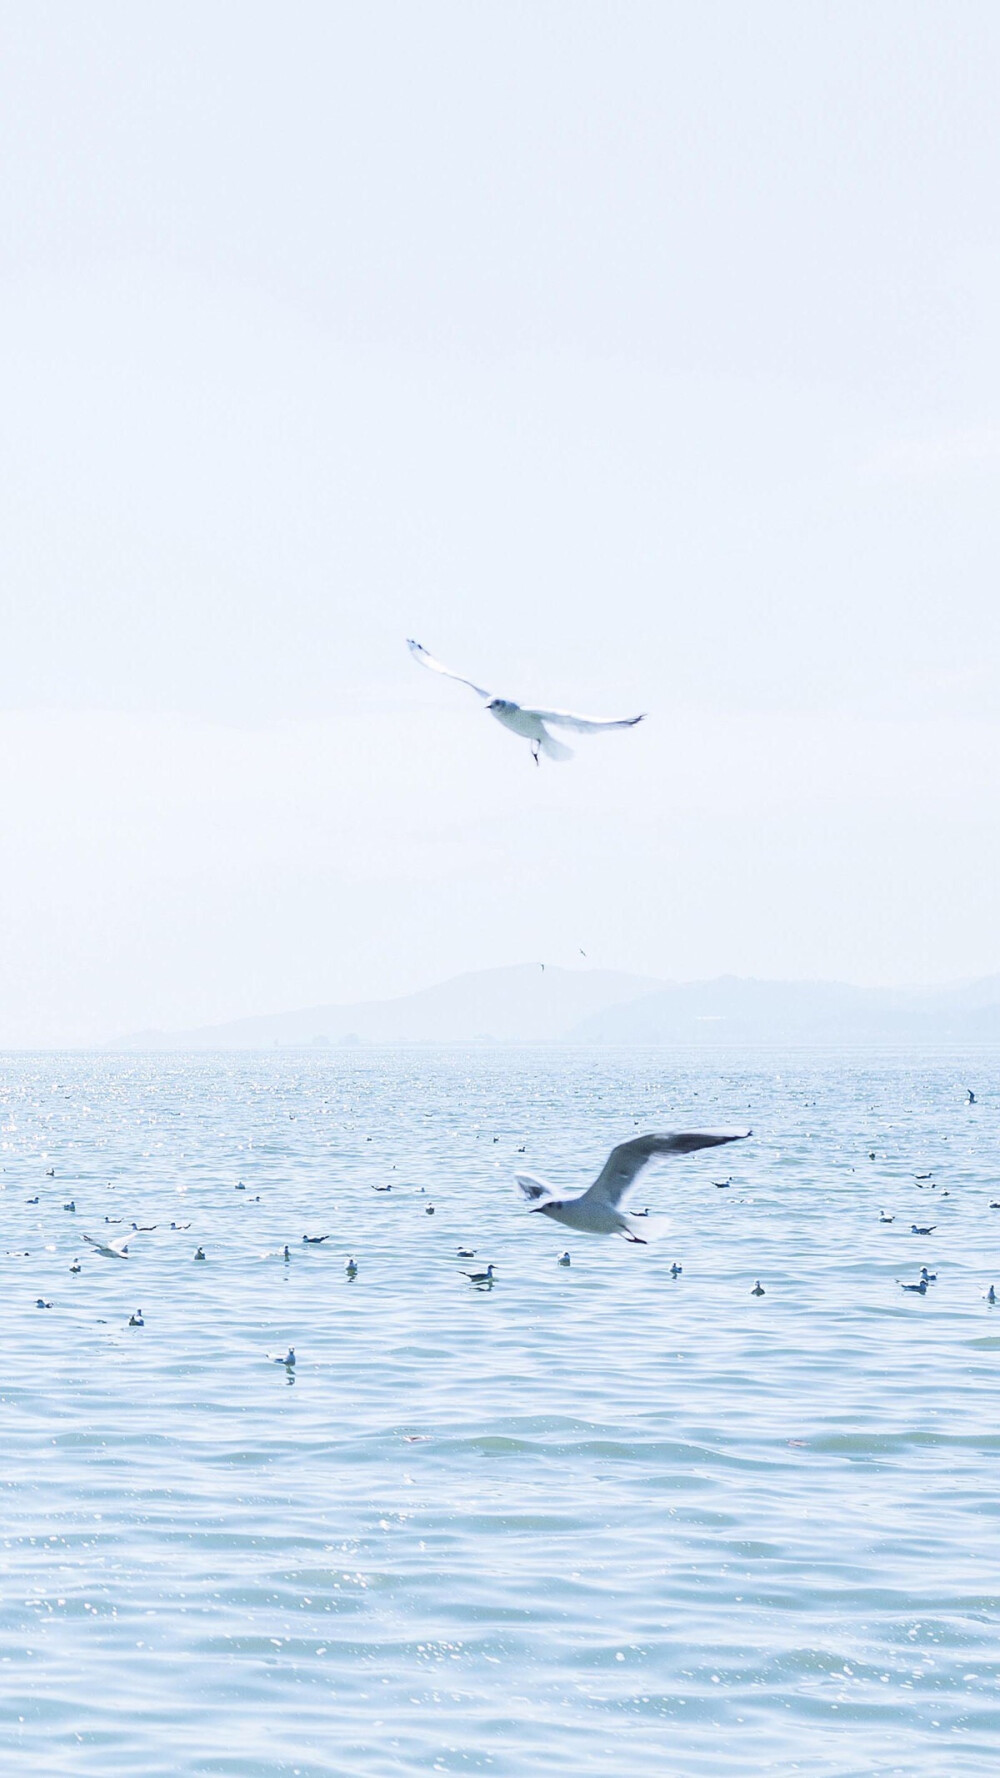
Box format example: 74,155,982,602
566,974,1000,1046
121,964,666,1049
120,967,1000,1051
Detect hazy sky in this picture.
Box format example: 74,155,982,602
2,1,1000,1043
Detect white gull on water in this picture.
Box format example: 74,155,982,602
516,1130,751,1241
406,637,644,764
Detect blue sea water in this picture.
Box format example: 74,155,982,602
1,1048,998,1776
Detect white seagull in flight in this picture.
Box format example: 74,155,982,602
516,1129,752,1242
407,638,644,764
82,1231,131,1260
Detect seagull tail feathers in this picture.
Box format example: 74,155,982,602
537,727,573,762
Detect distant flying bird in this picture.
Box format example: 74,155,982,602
516,1129,751,1242
82,1231,130,1260
406,638,643,765
967,1089,976,1104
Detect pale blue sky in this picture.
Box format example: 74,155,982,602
2,2,999,1042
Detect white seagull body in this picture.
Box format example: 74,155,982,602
82,1231,130,1260
407,638,643,764
516,1129,751,1242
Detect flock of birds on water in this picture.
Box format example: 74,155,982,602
9,1096,999,1371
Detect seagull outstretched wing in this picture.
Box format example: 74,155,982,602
531,706,644,733
515,1172,557,1204
579,1130,751,1211
406,638,492,701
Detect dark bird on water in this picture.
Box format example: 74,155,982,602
462,1264,495,1285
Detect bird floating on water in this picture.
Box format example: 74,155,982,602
406,637,644,766
751,1280,765,1296
516,1129,751,1242
345,1257,358,1279
82,1232,130,1260
270,1348,295,1366
670,1262,683,1277
987,1286,996,1305
69,1259,81,1274
457,1248,476,1259
194,1246,206,1261
462,1263,495,1285
968,1089,976,1104
63,1201,76,1212
900,1278,928,1294
557,1251,571,1266
879,1213,895,1224
302,1234,329,1244
911,1224,936,1236
920,1267,937,1283
129,1310,144,1327
36,1298,52,1309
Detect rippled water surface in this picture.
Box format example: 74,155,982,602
1,1048,999,1775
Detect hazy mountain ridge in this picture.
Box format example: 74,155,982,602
567,974,1000,1045
118,965,1000,1050
121,965,666,1050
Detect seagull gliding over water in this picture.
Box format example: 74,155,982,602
82,1231,131,1260
406,638,644,765
516,1129,751,1242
